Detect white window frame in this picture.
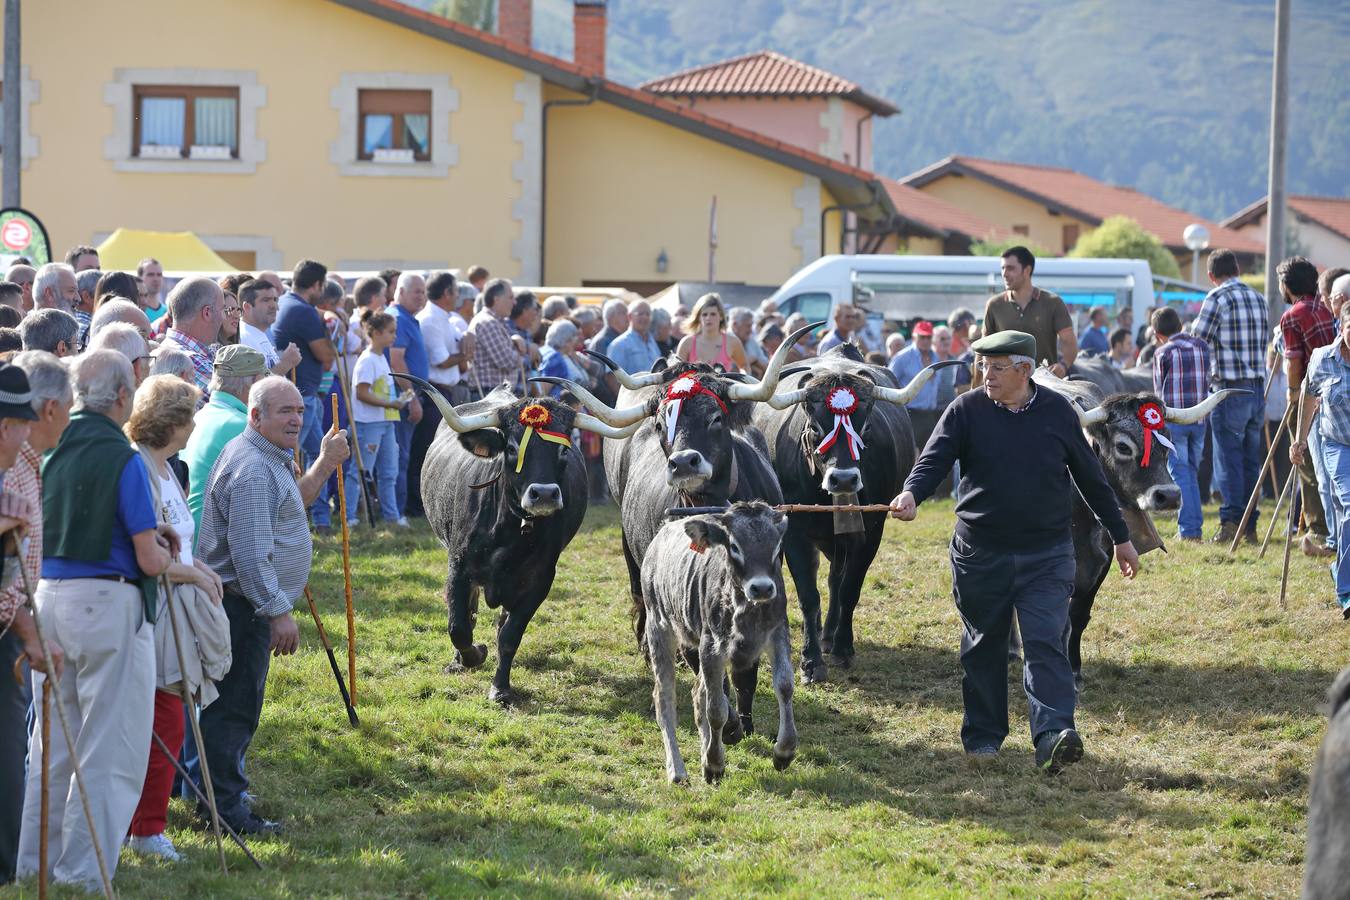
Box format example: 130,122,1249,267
103,68,266,175
329,73,459,178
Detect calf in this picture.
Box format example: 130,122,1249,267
1305,666,1350,899
640,502,797,784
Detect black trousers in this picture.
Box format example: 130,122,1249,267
950,535,1077,751
0,630,30,882
406,383,452,518
197,593,272,823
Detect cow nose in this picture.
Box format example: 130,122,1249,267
824,467,862,495
1145,484,1181,511
743,577,776,602
521,483,563,514
667,450,705,478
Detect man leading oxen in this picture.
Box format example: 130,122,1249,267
394,373,640,704
751,344,961,682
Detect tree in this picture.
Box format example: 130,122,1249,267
1067,215,1181,278
969,235,1055,260
429,0,493,31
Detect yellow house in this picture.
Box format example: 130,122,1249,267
899,155,1264,274
0,0,897,289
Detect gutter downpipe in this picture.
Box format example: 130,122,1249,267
820,181,882,258
540,80,600,284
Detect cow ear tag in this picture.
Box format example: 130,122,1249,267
689,538,708,554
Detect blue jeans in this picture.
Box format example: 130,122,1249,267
358,420,400,522
321,387,360,523
949,535,1077,750
301,393,328,526
1165,421,1206,537
1209,381,1264,529
1322,437,1350,599
196,593,272,824
394,413,414,518
1311,423,1338,551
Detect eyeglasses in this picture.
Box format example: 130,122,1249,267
224,306,241,317
975,360,1024,375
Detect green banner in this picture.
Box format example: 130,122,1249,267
0,208,51,266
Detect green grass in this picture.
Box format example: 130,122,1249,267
5,499,1343,898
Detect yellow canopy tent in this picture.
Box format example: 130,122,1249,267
96,228,234,272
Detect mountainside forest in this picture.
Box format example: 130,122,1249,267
424,0,1348,222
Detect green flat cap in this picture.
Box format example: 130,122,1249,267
970,330,1036,358
213,344,267,377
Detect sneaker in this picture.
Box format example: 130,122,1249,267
966,745,999,760
395,516,411,529
128,832,181,862
224,811,283,836
1302,534,1334,558
1034,728,1084,774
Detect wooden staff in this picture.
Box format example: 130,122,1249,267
1279,475,1300,610
304,585,358,727
1258,464,1298,558
149,729,263,869
159,573,227,874
1261,361,1282,497
1229,402,1297,554
14,560,114,899
333,393,357,705
667,503,899,517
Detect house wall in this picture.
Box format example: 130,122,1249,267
913,174,1095,255
671,96,874,168
1233,215,1350,271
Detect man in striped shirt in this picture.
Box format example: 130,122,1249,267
1193,249,1268,543
468,278,526,396
1151,307,1211,541
163,277,224,405
195,376,348,835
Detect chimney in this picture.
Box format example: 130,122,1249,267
499,0,532,48
573,0,606,77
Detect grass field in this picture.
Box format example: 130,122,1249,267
5,498,1346,898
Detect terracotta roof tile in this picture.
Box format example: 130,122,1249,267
640,50,898,115
880,178,1004,240
902,155,1265,254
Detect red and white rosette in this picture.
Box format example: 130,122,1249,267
664,375,727,444
816,386,866,461
1135,401,1173,467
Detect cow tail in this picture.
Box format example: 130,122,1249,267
1328,667,1350,719
632,595,649,662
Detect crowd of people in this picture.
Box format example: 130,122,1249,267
0,239,1346,889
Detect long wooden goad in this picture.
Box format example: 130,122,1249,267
305,586,359,727
332,394,357,706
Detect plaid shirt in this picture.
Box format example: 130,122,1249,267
468,310,523,392
1152,333,1211,410
1280,296,1336,362
165,328,215,402
1307,338,1350,447
1193,278,1268,382
0,443,41,628
197,427,312,617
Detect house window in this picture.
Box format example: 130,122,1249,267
1062,224,1081,251
1012,224,1030,236
134,86,240,160
357,90,431,162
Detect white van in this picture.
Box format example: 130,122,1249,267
768,255,1157,343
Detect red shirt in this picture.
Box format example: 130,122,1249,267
1281,295,1336,362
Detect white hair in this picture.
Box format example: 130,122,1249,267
89,298,148,338
1331,273,1350,300
87,322,147,365
396,271,425,294
12,350,72,411
545,319,578,351
33,263,72,310
71,349,134,414
248,374,300,416
602,299,627,325
729,306,754,324
150,347,194,380
1010,354,1034,368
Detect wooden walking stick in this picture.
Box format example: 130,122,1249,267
1259,464,1298,558
159,573,227,875
332,394,357,704
14,561,115,900
1279,476,1300,610
1229,402,1297,553
303,585,358,727
1260,361,1282,498
149,730,263,869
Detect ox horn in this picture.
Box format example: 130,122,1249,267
579,348,665,390
391,372,500,432
1163,388,1251,425
528,376,651,428
1075,404,1110,427
574,414,643,440
726,320,826,402
874,359,967,406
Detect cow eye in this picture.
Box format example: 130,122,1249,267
1114,441,1133,457
708,412,722,429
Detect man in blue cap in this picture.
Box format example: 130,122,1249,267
890,330,1140,773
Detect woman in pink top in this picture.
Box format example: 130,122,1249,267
675,293,748,373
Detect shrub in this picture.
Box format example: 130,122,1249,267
1068,215,1181,278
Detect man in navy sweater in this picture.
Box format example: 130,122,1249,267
890,330,1140,773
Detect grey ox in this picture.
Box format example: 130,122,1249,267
1305,666,1350,899
639,502,796,784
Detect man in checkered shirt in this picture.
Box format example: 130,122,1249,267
1151,307,1210,541
1192,248,1268,544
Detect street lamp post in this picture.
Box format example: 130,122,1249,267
1183,223,1211,287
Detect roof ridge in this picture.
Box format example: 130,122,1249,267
640,48,863,95
637,49,780,88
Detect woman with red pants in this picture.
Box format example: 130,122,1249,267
125,376,228,861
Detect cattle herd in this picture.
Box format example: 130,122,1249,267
396,325,1269,784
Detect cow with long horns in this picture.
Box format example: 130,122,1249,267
1034,367,1246,690
393,374,640,704
751,344,963,682
534,322,819,736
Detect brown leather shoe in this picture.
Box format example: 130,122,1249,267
1302,534,1334,557
1211,522,1238,544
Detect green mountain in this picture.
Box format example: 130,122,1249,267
425,0,1350,222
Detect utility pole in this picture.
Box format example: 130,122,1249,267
2,0,19,208
1262,0,1290,322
